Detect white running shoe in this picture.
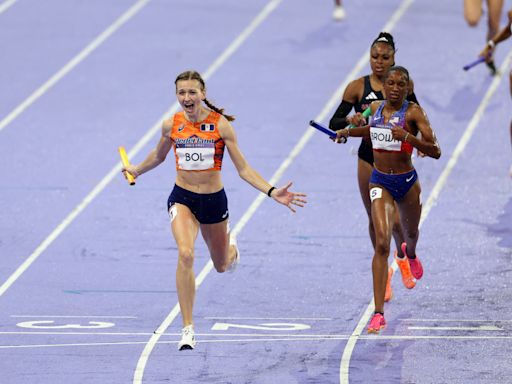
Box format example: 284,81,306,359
333,5,346,21
178,325,196,351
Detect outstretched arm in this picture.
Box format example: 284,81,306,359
122,119,173,178
219,118,307,212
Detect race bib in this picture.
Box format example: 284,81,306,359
370,126,401,151
176,146,215,170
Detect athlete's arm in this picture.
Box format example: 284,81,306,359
479,10,512,58
329,78,363,131
334,101,379,143
399,105,441,159
125,119,173,177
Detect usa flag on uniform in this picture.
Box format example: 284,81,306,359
200,123,215,132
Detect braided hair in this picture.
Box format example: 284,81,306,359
174,70,236,121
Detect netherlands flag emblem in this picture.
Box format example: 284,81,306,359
200,123,215,132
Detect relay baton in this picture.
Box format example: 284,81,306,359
118,146,136,185
309,120,337,138
463,56,485,71
309,107,372,144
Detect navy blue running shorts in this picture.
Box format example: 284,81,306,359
369,168,418,201
167,184,229,224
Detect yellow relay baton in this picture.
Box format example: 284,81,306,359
118,146,136,186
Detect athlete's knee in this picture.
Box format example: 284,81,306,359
178,247,194,269
374,238,390,258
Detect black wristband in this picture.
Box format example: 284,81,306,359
267,186,276,197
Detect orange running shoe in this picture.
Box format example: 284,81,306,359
401,242,423,280
394,250,416,289
367,313,386,334
384,266,393,302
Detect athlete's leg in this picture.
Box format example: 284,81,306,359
397,182,422,258
370,185,395,314
391,202,406,257
486,0,504,40
360,160,404,256
464,0,483,27
170,204,200,327
358,159,376,247
201,220,237,273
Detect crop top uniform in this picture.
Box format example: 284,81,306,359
368,100,418,201
170,110,225,171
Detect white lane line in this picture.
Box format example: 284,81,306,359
339,47,512,384
400,319,512,322
0,0,17,15
408,326,503,331
2,334,512,350
0,0,150,133
204,317,333,320
0,331,159,336
10,315,137,319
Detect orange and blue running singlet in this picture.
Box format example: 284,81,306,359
170,111,225,171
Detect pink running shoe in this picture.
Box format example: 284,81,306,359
401,242,423,280
367,313,386,334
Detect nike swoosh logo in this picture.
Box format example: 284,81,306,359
406,175,414,182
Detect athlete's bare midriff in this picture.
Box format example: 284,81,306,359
373,151,414,174
175,170,223,194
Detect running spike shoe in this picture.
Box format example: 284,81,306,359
401,242,423,280
367,313,386,334
394,249,416,289
178,325,196,351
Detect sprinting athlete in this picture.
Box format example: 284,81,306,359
122,70,307,350
335,66,441,333
329,32,421,300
